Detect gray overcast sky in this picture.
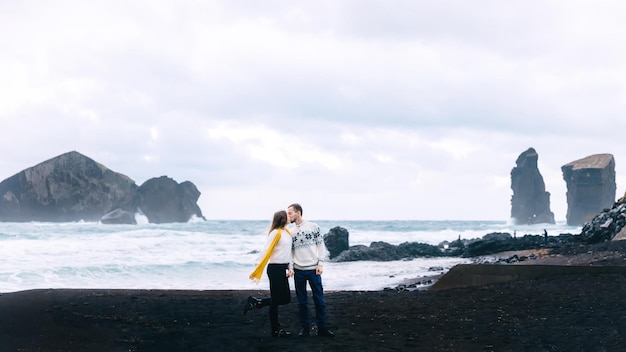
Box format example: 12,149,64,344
2,0,626,221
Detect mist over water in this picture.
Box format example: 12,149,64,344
0,220,581,293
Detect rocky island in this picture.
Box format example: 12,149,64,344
0,151,204,224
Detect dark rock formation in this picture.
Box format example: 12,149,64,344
0,151,205,223
137,176,204,224
323,226,350,259
0,151,137,222
510,148,555,225
461,232,578,257
323,227,580,262
562,154,616,226
332,241,445,262
579,200,626,243
329,232,581,262
101,208,137,225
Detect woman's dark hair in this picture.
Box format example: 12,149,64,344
269,210,288,234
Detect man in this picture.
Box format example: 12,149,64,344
287,203,334,337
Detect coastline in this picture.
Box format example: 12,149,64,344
4,241,626,351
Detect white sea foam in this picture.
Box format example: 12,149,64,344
0,220,580,293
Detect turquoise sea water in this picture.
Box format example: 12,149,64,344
0,218,581,292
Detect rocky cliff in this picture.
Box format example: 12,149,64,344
510,148,555,225
562,153,616,226
0,151,204,223
137,176,203,224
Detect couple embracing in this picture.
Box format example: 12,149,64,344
244,203,334,338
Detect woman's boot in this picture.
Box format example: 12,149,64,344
243,296,262,315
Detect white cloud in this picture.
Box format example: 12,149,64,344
2,1,626,220
428,137,481,160
206,121,342,170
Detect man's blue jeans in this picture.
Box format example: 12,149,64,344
294,269,327,329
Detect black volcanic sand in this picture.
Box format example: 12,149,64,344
2,270,626,352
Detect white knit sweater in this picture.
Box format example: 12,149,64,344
291,221,329,270
256,228,293,270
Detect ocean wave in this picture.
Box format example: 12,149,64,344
0,220,581,292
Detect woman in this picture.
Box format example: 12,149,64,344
244,210,294,337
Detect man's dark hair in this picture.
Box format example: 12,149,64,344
289,203,303,216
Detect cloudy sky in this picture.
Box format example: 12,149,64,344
2,1,626,221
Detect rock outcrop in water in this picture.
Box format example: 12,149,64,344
322,227,579,262
562,154,616,226
101,208,138,225
510,148,555,225
137,176,203,224
332,241,445,262
0,151,204,224
323,226,350,259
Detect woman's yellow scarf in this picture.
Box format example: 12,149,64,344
249,228,291,284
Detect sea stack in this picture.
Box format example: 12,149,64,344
0,151,137,222
0,151,205,223
562,153,616,226
510,148,555,225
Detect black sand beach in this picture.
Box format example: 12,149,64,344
4,241,626,351
2,261,626,351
